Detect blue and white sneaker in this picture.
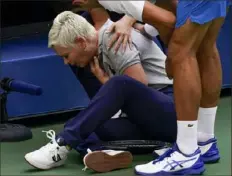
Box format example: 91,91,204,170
198,138,220,163
154,138,220,164
135,144,205,175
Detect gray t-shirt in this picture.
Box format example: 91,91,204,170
98,19,173,87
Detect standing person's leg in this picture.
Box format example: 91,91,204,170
135,1,228,175
197,18,226,163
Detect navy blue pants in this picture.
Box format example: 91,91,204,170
58,76,177,155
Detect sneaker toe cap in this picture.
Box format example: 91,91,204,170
24,152,50,169
135,163,152,174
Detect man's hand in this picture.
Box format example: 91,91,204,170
90,56,110,84
106,15,136,54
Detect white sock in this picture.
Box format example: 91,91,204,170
197,107,217,142
176,121,198,155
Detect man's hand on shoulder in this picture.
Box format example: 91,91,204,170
102,29,148,86
106,15,136,54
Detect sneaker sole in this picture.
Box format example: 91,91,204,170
202,155,220,164
84,151,133,173
135,165,205,175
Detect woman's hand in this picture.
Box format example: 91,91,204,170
106,15,136,54
90,56,110,84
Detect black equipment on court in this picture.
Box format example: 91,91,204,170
0,78,43,96
0,78,42,142
101,140,172,155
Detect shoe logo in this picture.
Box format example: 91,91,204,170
188,124,194,127
52,154,62,162
163,157,197,170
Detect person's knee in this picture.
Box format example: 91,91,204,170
105,76,143,94
197,43,219,63
167,18,211,67
197,17,225,57
166,41,194,78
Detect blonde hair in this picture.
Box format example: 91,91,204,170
48,11,96,48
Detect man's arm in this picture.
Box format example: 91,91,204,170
98,1,145,22
142,0,176,45
98,1,143,52
155,0,177,15
99,0,176,45
99,1,176,28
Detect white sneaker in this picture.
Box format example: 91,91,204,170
83,149,133,173
135,144,205,175
25,130,69,170
154,138,220,164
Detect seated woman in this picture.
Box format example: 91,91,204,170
70,0,171,99
71,6,169,99
70,0,173,98
24,11,177,173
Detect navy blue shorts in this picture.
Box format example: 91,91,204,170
176,0,228,28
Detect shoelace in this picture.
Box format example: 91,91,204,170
41,130,60,162
153,148,174,164
157,152,175,165
82,148,93,171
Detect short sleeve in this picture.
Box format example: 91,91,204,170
101,32,141,75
